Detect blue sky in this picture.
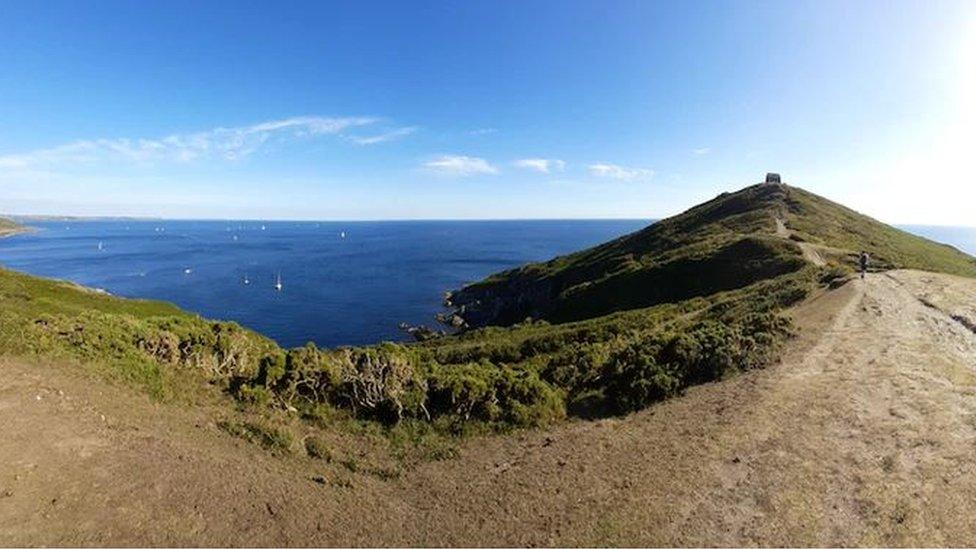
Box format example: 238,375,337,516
1,0,973,223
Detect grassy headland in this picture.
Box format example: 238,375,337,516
2,182,973,442
447,183,976,329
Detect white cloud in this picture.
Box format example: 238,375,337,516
513,158,566,173
587,163,654,181
0,116,409,169
348,126,418,145
468,128,498,136
424,155,498,176
693,147,711,155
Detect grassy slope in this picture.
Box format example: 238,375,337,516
0,267,277,399
783,186,976,277
450,184,976,328
448,184,801,327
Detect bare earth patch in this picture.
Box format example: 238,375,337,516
3,269,976,546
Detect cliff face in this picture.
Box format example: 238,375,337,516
447,183,976,329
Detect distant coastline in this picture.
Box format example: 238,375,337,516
0,218,30,238
7,214,162,223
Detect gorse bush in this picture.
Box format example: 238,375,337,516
604,339,681,413
427,361,501,420
427,361,565,425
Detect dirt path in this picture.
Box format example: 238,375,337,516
3,270,976,546
775,216,826,266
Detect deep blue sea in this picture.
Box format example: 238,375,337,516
0,219,649,348
2,220,973,348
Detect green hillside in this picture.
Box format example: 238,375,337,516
3,182,970,439
781,186,976,276
0,268,279,400
448,183,976,328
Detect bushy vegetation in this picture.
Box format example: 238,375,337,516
0,261,814,431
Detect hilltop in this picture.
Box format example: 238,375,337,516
447,183,976,328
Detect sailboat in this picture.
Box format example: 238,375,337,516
274,273,283,291
243,273,251,285
97,241,104,251
340,231,346,239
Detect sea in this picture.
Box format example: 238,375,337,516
0,219,648,348
2,220,973,349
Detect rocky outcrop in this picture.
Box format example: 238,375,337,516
442,272,556,329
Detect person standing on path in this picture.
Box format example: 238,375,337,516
859,251,869,279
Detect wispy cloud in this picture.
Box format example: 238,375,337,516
513,158,566,173
587,162,654,181
424,155,498,176
0,116,413,170
468,128,498,136
693,147,711,155
348,126,418,145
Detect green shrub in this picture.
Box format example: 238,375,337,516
566,388,611,419
428,361,501,420
494,366,565,426
427,361,565,427
542,342,611,391
667,323,733,384
604,337,680,414
275,344,342,406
